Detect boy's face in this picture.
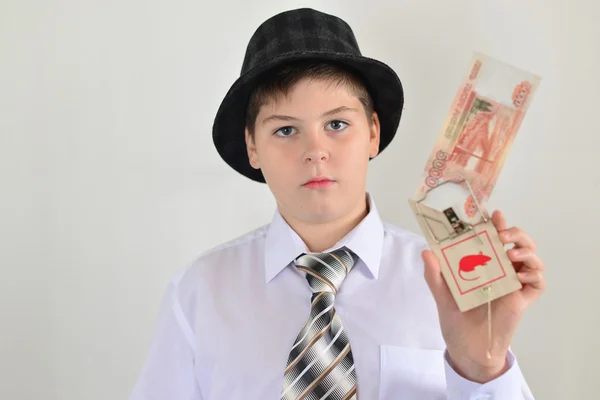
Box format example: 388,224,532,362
245,78,380,226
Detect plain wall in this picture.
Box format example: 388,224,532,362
1,0,598,399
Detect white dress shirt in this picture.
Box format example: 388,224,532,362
128,193,535,400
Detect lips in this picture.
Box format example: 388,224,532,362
303,178,335,189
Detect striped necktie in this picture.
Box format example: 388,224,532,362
281,247,359,400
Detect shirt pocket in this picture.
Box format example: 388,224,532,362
379,345,447,400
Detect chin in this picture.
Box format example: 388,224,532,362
276,187,347,220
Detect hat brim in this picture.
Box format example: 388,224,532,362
212,51,404,183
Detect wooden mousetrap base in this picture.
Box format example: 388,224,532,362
408,194,522,313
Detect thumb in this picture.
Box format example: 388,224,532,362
422,249,453,310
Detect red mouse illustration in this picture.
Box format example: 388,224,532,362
458,251,492,281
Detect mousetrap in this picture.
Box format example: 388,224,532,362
408,179,522,313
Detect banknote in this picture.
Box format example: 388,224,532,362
414,52,540,224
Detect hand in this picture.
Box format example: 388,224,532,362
422,210,546,383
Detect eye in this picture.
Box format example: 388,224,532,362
274,126,296,137
327,120,348,131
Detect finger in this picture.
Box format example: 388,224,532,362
422,249,455,311
517,269,543,284
517,270,547,299
492,210,509,232
499,227,537,252
507,248,545,271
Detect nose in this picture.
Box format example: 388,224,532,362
303,131,329,164
305,150,328,163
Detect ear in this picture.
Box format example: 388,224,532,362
368,111,381,158
245,127,260,169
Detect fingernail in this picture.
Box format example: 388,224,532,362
503,232,512,240
513,249,520,256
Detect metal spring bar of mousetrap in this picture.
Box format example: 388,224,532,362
414,179,489,245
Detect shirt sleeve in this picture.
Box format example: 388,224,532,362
444,348,535,400
127,280,203,400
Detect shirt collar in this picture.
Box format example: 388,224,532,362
264,192,384,283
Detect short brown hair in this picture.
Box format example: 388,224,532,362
245,60,375,140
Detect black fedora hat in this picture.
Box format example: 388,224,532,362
212,7,404,183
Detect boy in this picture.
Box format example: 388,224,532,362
128,8,545,399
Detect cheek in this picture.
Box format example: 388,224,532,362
263,143,292,164
346,156,368,174
259,142,297,177
343,136,371,160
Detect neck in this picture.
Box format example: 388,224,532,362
281,193,370,253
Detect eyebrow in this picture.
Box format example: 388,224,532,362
261,106,359,126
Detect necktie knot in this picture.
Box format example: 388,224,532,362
294,247,358,294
